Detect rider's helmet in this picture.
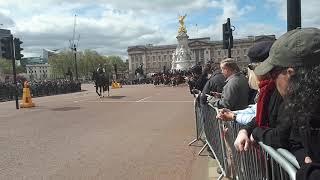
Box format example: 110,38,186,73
97,64,104,73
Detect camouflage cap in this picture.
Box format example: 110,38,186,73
254,27,320,76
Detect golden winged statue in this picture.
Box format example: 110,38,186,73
178,14,187,34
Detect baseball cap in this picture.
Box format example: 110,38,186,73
254,27,320,76
247,41,274,63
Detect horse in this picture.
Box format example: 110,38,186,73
92,71,110,97
135,72,146,84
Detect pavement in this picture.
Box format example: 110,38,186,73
0,84,219,180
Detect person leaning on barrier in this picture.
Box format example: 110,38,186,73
208,58,249,111
235,28,320,174
200,62,225,105
216,41,274,125
251,28,320,180
234,39,293,152
255,28,320,180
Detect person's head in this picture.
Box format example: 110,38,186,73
247,41,274,90
204,60,214,73
220,58,240,78
191,65,202,76
254,27,320,98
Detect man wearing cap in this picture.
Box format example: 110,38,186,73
235,28,320,172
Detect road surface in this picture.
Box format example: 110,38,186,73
0,84,211,180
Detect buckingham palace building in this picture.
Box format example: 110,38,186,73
127,35,276,76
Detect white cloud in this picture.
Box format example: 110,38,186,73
234,23,284,38
0,0,286,58
265,0,320,28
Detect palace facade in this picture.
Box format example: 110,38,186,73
127,35,276,75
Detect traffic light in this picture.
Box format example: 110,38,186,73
222,18,233,49
14,38,23,60
1,37,13,59
222,23,229,49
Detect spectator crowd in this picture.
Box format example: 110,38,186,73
0,80,81,102
190,28,320,180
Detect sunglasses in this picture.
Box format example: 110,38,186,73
248,63,259,70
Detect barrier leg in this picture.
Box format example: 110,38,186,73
198,142,208,156
217,174,224,180
188,138,198,146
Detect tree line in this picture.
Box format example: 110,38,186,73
48,49,128,79
0,58,25,75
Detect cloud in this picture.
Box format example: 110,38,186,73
0,0,290,58
265,0,320,28
0,12,15,28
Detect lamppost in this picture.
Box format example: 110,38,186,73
104,63,108,80
287,0,301,31
71,44,78,81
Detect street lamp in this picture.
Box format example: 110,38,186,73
104,63,108,79
72,44,78,81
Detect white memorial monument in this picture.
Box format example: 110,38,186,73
171,14,196,70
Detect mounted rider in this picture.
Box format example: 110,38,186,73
93,64,110,97
97,64,105,74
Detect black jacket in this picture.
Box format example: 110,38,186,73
200,71,225,104
290,112,320,165
195,73,208,92
245,89,291,149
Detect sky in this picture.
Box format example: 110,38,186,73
0,0,319,58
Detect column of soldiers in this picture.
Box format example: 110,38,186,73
152,70,190,86
0,80,81,102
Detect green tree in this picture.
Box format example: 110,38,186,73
0,58,25,74
48,50,128,80
48,51,74,79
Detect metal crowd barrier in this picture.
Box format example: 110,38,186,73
188,93,206,153
191,96,299,180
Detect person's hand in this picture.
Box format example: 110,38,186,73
216,108,235,121
191,89,200,95
250,134,255,142
305,156,313,164
210,91,222,98
206,94,217,104
234,129,250,152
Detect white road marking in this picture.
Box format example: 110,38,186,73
136,96,152,102
73,98,92,103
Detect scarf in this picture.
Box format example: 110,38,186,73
256,80,275,128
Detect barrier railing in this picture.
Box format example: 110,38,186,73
190,93,299,180
188,94,205,146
